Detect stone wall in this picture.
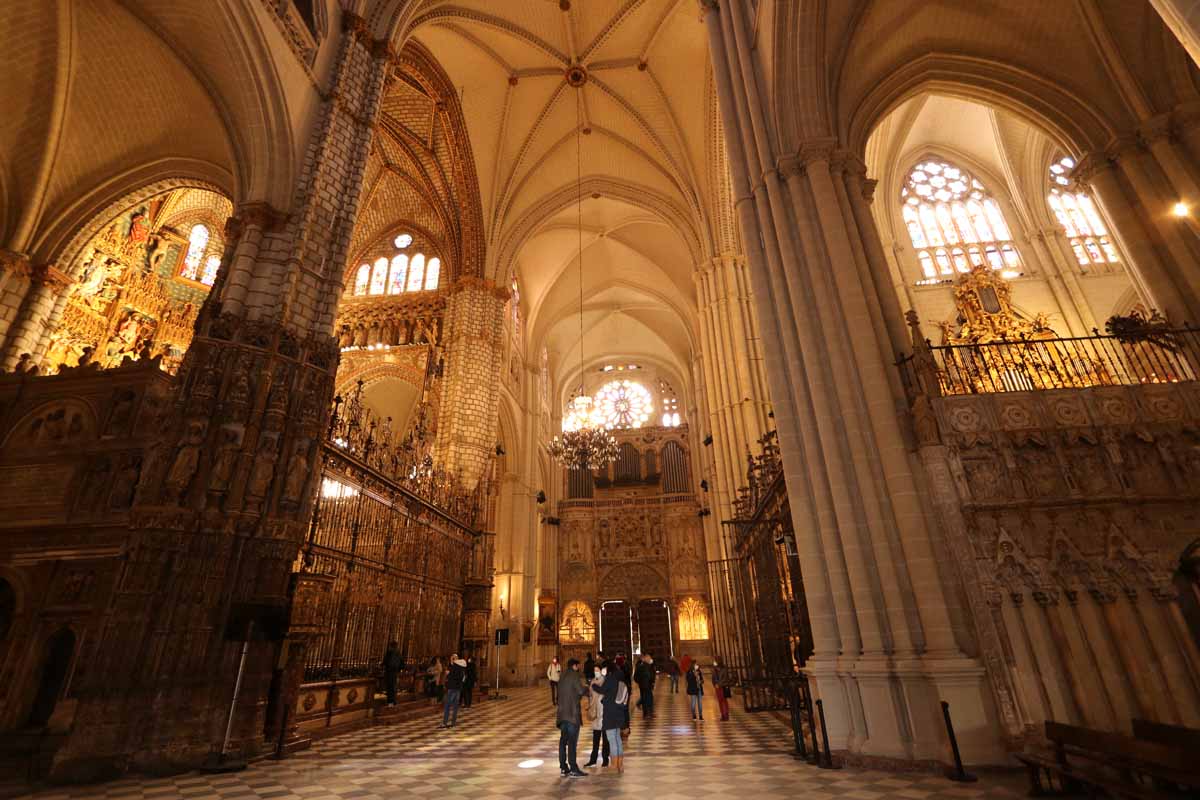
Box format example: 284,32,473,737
914,379,1200,742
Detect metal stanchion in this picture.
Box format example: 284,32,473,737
802,679,821,765
815,698,840,770
201,622,253,773
788,679,808,760
941,701,977,782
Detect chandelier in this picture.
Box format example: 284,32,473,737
548,81,618,471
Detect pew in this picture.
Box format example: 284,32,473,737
1132,719,1200,755
1015,721,1200,799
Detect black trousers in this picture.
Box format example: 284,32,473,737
462,684,473,707
640,686,654,716
558,721,580,771
550,680,558,705
587,728,610,764
385,671,398,704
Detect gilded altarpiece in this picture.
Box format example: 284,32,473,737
555,426,712,662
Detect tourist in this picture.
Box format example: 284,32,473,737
680,652,692,675
594,664,630,774
427,657,445,703
462,655,477,708
555,658,587,778
547,656,562,706
584,651,596,681
440,653,466,728
686,661,705,720
666,656,680,693
634,654,655,718
382,640,403,706
582,673,610,768
711,659,730,721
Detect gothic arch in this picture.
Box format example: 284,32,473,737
844,54,1115,164
599,562,669,603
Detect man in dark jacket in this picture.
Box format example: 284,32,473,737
440,654,467,728
633,654,655,718
462,655,477,708
555,658,588,778
382,641,404,706
583,652,595,681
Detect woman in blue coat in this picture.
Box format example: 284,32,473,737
593,666,629,773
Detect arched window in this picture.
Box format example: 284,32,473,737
180,224,210,281
406,253,425,292
200,255,221,287
388,254,408,294
369,257,388,295
659,380,681,427
1048,155,1120,270
901,159,1023,284
349,232,444,296
424,257,440,291
510,277,521,336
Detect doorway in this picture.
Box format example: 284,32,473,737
635,599,673,660
599,601,632,657
27,628,76,728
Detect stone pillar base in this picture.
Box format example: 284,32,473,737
808,654,1010,767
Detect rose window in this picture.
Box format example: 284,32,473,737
594,379,653,429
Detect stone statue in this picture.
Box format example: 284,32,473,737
127,209,150,244
146,234,168,273
281,441,310,507
165,421,205,502
247,436,279,498
208,428,240,493
108,455,142,509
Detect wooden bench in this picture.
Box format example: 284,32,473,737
1015,721,1200,799
1132,719,1200,755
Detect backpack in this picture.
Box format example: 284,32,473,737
615,682,630,705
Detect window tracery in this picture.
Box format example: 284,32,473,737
595,379,653,429
1048,155,1119,269
659,379,681,427
179,224,220,286
901,159,1023,284
677,597,709,641
351,232,442,296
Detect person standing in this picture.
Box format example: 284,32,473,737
680,653,692,676
583,652,596,682
667,657,680,693
594,665,629,774
440,654,466,728
634,654,655,718
686,661,705,721
382,641,404,706
582,675,610,768
462,655,477,708
556,658,588,778
547,656,563,706
711,659,730,721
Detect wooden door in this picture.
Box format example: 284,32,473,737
599,601,631,657
636,599,673,661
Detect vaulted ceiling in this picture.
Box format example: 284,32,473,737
403,0,722,403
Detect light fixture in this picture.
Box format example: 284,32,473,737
547,76,618,472
1173,201,1190,218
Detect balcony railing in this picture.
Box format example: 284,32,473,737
897,326,1200,399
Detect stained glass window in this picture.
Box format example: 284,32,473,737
369,257,388,295
180,224,209,280
901,160,1023,283
595,379,653,429
424,257,440,291
350,233,444,296
659,380,681,427
388,254,408,294
200,255,221,287
1047,155,1119,269
407,253,425,292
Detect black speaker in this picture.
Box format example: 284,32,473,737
494,627,510,646
225,602,289,641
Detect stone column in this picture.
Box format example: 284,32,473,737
0,262,73,368
1151,0,1200,69
51,14,394,776
703,0,1005,764
694,253,771,531
435,277,508,489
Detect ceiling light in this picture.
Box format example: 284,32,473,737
1172,201,1190,218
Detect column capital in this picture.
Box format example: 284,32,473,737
31,263,73,293
0,249,33,279
1137,113,1174,146
235,202,286,232
1071,150,1117,185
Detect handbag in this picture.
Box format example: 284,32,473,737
620,726,630,740
723,686,733,699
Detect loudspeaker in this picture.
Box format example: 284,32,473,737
494,628,510,646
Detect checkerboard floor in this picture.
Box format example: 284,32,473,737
23,686,1027,798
